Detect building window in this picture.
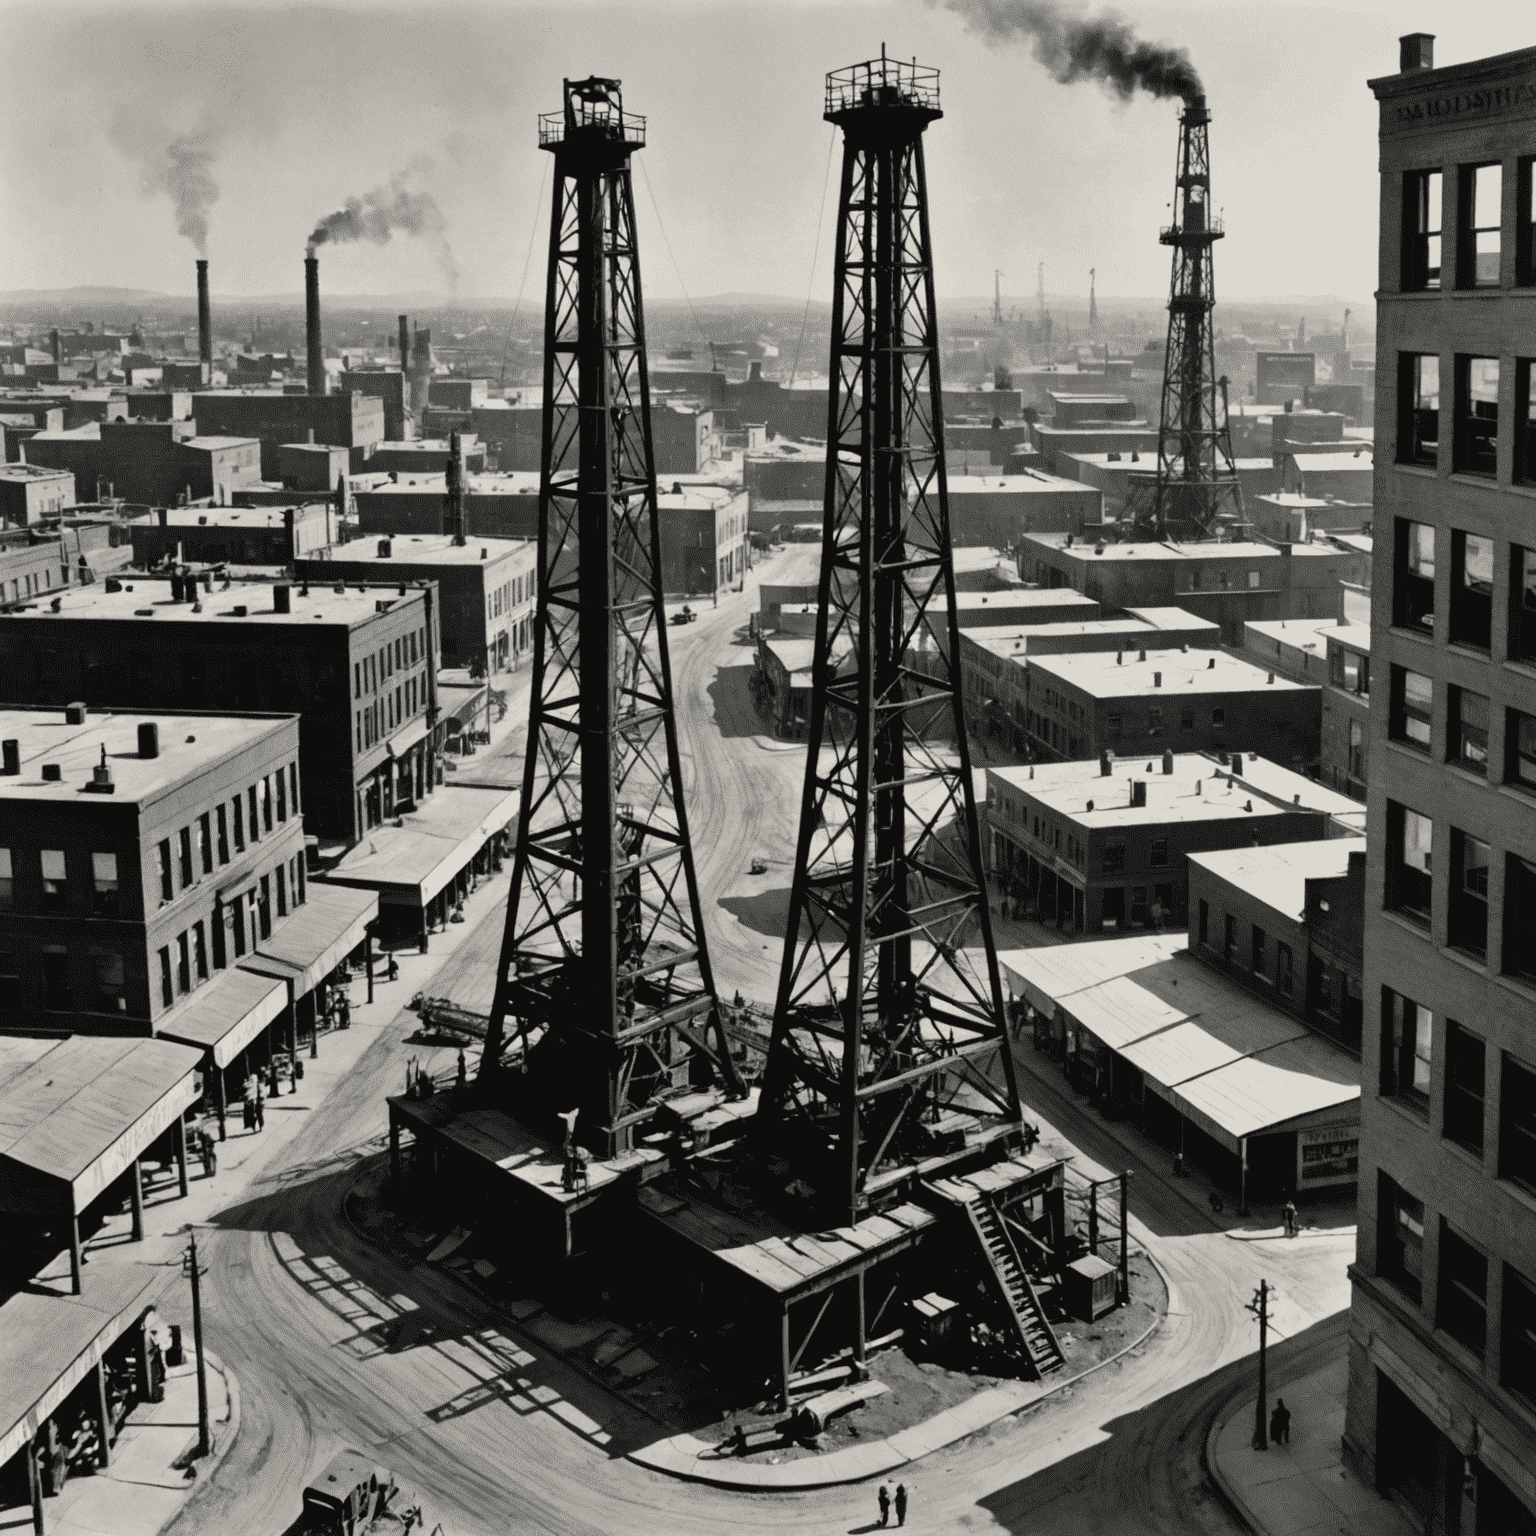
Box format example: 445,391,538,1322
1277,942,1293,997
40,849,67,914
1224,913,1237,964
176,932,190,994
178,827,193,888
1402,169,1442,290
1449,687,1489,775
1348,719,1366,781
276,769,287,822
1443,1021,1485,1155
1103,841,1125,875
294,855,305,905
1519,157,1536,285
276,865,287,918
1454,356,1499,477
41,945,72,1011
158,946,172,1006
1211,707,1225,730
1509,710,1536,789
1503,1265,1536,1408
1502,1054,1536,1195
1149,838,1168,868
1437,1221,1487,1357
0,849,13,911
1504,854,1536,980
1251,926,1267,977
1512,547,1536,660
1448,532,1493,649
91,852,119,917
1379,1172,1425,1304
1389,666,1433,752
89,948,126,1014
1457,162,1502,288
260,778,272,833
1448,832,1489,959
1397,354,1440,466
248,786,259,841
290,763,300,813
258,875,271,941
1394,521,1435,631
1516,360,1536,484
1330,646,1370,695
1383,989,1432,1108
1198,899,1209,947
193,921,208,982
1147,709,1163,737
1106,714,1122,740
1178,705,1194,733
1387,803,1433,925
232,796,245,852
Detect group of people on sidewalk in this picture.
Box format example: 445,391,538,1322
877,1480,909,1526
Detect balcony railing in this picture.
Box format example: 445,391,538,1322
825,55,940,117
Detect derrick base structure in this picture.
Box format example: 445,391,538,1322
1125,95,1245,543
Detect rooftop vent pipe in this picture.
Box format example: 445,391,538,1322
273,584,291,614
1400,33,1434,71
1130,780,1147,808
138,722,159,758
1,740,18,775
65,702,86,725
41,763,61,782
1162,750,1174,774
1099,749,1112,776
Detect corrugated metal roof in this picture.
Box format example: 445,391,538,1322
240,883,378,997
0,1035,201,1212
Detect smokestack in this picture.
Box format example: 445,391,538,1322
49,328,61,364
446,430,467,546
196,259,212,365
305,254,325,396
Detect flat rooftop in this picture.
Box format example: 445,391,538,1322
0,705,290,806
1188,838,1365,923
966,619,1164,660
0,578,426,629
301,534,534,568
1290,451,1372,471
989,750,1360,831
0,464,72,482
956,588,1097,613
947,471,1093,494
1028,647,1314,699
1122,607,1222,633
130,506,316,529
1328,621,1371,653
1025,533,1349,564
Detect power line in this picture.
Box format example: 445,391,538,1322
498,157,550,390
637,158,712,358
789,124,838,387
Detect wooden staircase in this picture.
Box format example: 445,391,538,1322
929,1177,1065,1379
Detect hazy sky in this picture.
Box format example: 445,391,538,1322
1,0,1531,305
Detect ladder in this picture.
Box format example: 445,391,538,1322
949,1185,1065,1378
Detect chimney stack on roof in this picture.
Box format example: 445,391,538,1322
196,259,212,365
1399,32,1434,71
305,254,325,397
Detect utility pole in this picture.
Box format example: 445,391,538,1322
1119,1169,1131,1304
1248,1278,1269,1451
182,1231,212,1459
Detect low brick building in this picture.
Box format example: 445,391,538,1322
1321,620,1371,802
0,464,74,525
189,390,385,476
128,504,340,568
24,421,263,507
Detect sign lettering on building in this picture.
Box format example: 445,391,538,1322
1297,1122,1359,1186
1392,77,1536,129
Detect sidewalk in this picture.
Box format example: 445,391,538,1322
1207,1352,1414,1536
0,1345,233,1536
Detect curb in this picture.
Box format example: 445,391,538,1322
163,1350,241,1527
1203,1377,1268,1536
627,1240,1175,1492
1223,1226,1358,1244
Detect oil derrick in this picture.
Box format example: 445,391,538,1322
1126,95,1243,541
477,77,739,1159
756,53,1023,1230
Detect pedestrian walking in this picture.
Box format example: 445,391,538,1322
1270,1397,1291,1444
456,1050,468,1089
877,1482,891,1526
895,1482,908,1525
1283,1199,1299,1238
242,1095,254,1133
386,953,400,983
254,1090,266,1132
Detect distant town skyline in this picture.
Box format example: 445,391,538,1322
2,0,1531,306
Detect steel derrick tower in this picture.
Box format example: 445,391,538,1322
477,77,739,1157
756,53,1023,1229
1126,95,1244,542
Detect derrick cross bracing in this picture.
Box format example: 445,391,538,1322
757,53,1023,1230
1126,95,1245,543
477,77,740,1158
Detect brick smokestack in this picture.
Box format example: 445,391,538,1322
398,313,411,417
305,254,325,396
196,259,212,365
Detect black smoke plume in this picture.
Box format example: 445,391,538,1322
307,170,446,255
110,112,221,254
936,0,1202,103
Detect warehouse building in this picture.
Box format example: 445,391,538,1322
23,421,263,507
0,464,73,525
946,471,1101,546
0,580,440,845
188,391,384,476
128,504,340,568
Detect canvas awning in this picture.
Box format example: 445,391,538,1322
239,883,378,997
0,1035,202,1217
157,966,288,1069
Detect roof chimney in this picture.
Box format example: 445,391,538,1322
138,722,159,759
1130,780,1147,808
273,583,291,614
1153,671,1162,687
1399,32,1434,71
305,253,325,396
1162,749,1173,774
87,744,115,795
196,258,212,365
1231,755,1244,777
378,538,392,558
50,328,61,364
65,702,86,725
1099,749,1112,776
1,740,18,776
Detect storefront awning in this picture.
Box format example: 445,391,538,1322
321,784,519,909
0,1035,203,1218
239,883,379,997
998,934,1184,1019
0,1267,160,1466
157,966,288,1069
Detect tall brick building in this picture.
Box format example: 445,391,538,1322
1343,35,1536,1533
